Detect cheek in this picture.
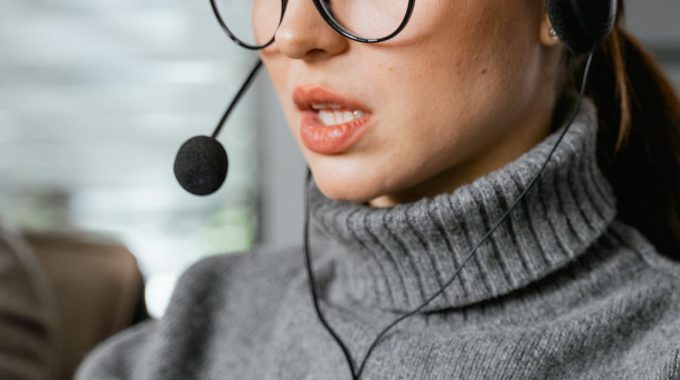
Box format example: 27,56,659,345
367,46,537,193
373,52,495,150
379,3,537,145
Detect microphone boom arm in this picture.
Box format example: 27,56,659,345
212,59,264,139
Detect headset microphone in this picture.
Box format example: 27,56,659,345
173,60,263,196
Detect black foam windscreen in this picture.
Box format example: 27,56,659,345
547,0,617,53
174,135,229,196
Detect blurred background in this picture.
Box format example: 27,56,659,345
0,0,678,322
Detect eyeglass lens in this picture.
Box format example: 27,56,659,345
213,0,411,48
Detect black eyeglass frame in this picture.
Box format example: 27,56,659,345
209,0,417,50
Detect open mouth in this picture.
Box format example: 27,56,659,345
310,103,367,127
293,85,373,154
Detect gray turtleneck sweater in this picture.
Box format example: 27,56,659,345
76,99,680,379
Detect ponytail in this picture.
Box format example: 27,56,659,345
567,2,680,259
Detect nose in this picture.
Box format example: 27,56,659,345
274,0,348,59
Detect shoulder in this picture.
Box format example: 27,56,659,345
75,243,306,379
604,220,680,375
163,243,306,318
607,219,680,291
178,243,305,290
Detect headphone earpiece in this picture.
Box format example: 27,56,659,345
546,0,618,53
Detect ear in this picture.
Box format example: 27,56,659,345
539,13,562,48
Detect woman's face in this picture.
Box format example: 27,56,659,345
260,0,562,207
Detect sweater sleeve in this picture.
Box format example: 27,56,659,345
74,249,259,380
74,318,159,380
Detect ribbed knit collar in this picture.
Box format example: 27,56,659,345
307,98,618,312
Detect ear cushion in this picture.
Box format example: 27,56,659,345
547,0,618,53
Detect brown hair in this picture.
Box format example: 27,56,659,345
561,1,680,259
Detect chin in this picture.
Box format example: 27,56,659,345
311,169,384,204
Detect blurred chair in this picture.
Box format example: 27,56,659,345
0,221,59,380
21,229,149,380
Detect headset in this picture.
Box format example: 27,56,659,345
173,1,618,378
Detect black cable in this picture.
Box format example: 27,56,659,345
303,51,595,380
211,60,263,139
303,168,358,379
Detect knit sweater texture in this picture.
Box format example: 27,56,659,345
76,98,680,379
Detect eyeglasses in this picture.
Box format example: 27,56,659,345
210,0,416,50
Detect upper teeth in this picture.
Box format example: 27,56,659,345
311,103,365,126
311,103,342,110
317,110,366,126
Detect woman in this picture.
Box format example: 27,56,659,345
77,0,680,379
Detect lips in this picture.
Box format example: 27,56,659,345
293,85,371,113
293,85,373,154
